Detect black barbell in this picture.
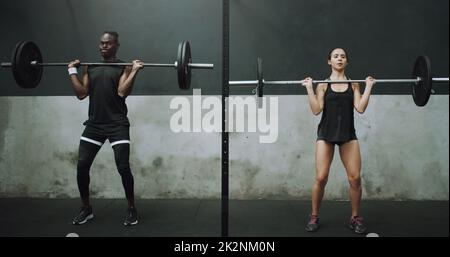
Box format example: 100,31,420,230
1,41,214,90
230,56,449,107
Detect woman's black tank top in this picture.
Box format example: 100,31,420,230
317,81,357,144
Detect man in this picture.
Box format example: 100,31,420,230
68,31,143,226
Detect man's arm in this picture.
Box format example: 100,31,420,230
118,60,143,98
68,60,89,100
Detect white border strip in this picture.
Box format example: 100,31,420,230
80,136,103,146
110,140,130,147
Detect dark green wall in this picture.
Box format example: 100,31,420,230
0,0,221,96
0,0,448,96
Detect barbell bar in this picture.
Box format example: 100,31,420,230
1,61,213,69
229,56,449,107
1,40,214,90
261,78,448,84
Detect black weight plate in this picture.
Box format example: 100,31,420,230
12,41,43,89
177,41,192,90
11,41,24,85
412,55,432,107
257,57,264,98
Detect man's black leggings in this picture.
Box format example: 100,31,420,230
76,125,134,205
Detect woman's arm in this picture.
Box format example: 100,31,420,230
353,76,375,113
303,77,326,115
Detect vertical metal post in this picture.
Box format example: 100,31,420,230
221,0,230,237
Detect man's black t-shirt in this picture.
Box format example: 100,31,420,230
84,60,130,127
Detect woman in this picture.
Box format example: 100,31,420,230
302,48,375,234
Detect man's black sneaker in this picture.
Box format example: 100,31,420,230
305,214,320,232
349,216,367,234
124,207,138,226
72,206,93,225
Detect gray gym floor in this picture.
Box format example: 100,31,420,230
0,199,447,237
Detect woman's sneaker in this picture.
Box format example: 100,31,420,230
305,214,320,232
348,216,367,234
